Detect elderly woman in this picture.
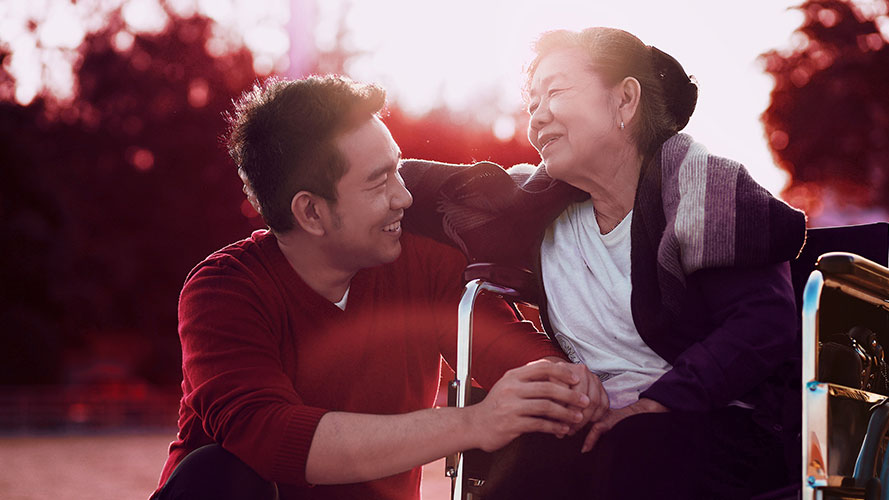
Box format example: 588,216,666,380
401,27,806,498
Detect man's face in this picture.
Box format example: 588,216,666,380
321,116,412,272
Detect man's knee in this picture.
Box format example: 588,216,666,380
154,444,278,500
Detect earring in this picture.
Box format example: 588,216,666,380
620,121,625,130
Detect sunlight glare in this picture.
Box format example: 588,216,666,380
493,115,517,142
8,39,40,105
197,0,235,24
322,0,805,194
39,4,85,49
122,0,169,34
112,31,136,52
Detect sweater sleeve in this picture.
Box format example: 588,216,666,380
639,261,797,411
178,260,329,486
412,235,566,390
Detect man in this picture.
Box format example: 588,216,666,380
151,75,607,500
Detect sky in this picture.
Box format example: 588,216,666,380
1,0,814,194
310,0,807,195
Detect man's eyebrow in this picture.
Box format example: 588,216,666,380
365,151,402,183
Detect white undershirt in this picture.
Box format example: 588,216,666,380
333,286,350,310
541,200,672,409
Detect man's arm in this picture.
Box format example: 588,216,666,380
182,260,594,487
305,359,590,484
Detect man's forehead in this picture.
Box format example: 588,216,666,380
335,116,400,182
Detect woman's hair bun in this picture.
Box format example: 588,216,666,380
650,46,698,131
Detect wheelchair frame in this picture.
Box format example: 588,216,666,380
803,252,889,499
447,264,537,500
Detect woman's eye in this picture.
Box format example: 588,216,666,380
548,88,563,97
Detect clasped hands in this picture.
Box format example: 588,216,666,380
466,359,667,454
465,359,605,453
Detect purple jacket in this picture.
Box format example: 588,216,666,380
399,136,806,433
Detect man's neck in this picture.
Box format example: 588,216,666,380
275,230,354,303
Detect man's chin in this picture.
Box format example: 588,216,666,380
378,242,402,265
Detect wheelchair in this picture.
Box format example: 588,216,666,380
800,224,889,500
446,222,889,500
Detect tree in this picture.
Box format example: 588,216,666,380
0,0,541,387
760,0,889,224
0,10,261,385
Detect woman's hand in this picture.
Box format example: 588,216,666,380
581,397,668,452
559,363,609,435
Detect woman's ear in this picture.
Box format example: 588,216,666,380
291,191,327,236
618,76,642,125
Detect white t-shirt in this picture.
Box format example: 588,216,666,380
333,286,350,310
541,200,672,409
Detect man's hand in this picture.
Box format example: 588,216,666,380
581,397,668,452
464,359,591,452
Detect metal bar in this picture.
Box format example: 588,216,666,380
802,271,824,390
450,279,522,500
451,279,484,500
803,270,825,500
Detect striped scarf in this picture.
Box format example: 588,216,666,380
637,133,807,315
400,133,807,316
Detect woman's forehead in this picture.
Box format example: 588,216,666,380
529,48,596,93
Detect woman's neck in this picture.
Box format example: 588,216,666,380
580,146,644,234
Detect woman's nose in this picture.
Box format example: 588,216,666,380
529,102,551,133
528,106,551,149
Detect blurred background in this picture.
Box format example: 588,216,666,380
1,0,888,498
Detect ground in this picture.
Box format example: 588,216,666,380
0,431,450,499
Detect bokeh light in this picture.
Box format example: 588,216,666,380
315,0,806,194
0,0,845,196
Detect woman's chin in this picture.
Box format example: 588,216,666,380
543,160,570,182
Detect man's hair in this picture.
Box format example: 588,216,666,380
225,75,386,233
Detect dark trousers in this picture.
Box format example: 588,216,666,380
482,406,791,500
151,444,279,500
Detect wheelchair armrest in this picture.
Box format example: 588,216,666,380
462,263,538,305
817,252,889,298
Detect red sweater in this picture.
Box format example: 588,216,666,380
156,230,562,500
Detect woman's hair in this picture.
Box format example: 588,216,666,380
225,75,386,233
526,27,698,155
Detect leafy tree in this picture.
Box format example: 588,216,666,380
760,0,889,223
0,95,68,384
1,10,260,385
0,1,541,388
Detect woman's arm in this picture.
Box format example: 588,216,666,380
582,262,796,451
639,261,798,411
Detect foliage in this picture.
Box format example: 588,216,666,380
0,5,537,386
760,0,889,219
1,12,260,385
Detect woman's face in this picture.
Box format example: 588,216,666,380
526,47,622,184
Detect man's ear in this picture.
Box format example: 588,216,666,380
291,191,327,236
618,76,642,126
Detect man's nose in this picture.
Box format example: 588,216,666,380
391,174,413,210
